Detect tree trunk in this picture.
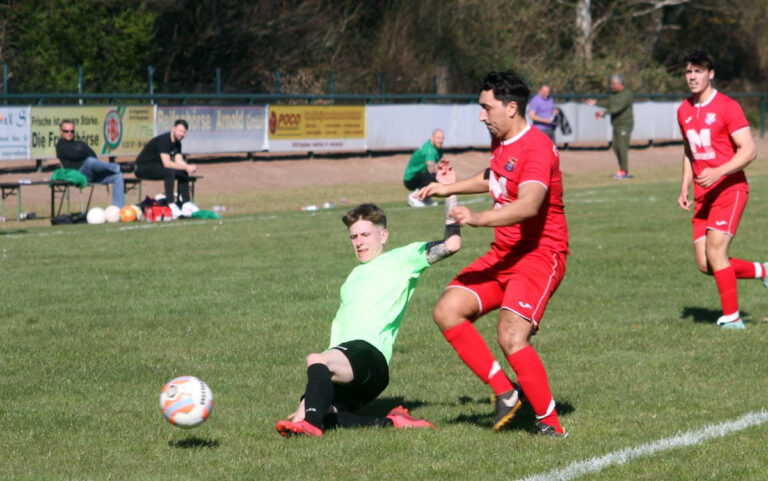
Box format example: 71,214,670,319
575,0,593,63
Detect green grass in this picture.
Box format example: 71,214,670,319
2,174,768,480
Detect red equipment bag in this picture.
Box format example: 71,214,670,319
144,205,173,222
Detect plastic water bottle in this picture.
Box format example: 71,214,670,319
301,205,318,211
212,205,227,213
322,202,335,209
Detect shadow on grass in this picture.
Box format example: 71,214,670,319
449,397,576,433
0,229,28,235
168,437,220,449
681,306,750,324
357,396,431,416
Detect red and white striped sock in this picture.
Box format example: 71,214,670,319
443,321,513,396
729,258,764,279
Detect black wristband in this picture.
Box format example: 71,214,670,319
445,223,461,238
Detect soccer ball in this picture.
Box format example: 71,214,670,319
169,202,181,220
159,376,214,428
129,204,143,221
104,205,121,223
119,206,137,222
86,207,106,225
181,202,200,217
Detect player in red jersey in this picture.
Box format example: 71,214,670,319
417,70,568,437
677,51,764,330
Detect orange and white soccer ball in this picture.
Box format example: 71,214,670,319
120,206,137,222
159,376,214,428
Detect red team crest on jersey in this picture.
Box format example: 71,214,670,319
705,112,717,125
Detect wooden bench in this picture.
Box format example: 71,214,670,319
0,176,202,220
0,181,54,220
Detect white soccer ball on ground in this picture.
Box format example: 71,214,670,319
159,376,214,428
86,207,106,225
129,204,143,221
169,202,181,219
104,205,121,223
181,202,200,217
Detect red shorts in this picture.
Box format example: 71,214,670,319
692,188,748,242
447,248,567,330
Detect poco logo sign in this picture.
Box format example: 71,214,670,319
279,113,301,127
269,110,302,134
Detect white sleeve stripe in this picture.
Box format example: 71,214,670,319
731,126,750,136
519,180,549,191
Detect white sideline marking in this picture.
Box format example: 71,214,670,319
517,409,768,481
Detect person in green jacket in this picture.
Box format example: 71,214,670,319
403,129,444,207
587,74,634,179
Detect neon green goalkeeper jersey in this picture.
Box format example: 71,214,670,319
329,242,430,364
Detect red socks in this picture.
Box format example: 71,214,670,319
729,258,765,279
713,266,739,317
506,345,563,434
443,321,513,396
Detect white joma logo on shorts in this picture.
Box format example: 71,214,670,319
715,220,727,226
518,301,532,309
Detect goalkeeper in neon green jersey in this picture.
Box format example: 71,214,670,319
276,162,461,438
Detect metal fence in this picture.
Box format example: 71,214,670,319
2,63,764,137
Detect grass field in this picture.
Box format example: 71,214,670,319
2,172,768,480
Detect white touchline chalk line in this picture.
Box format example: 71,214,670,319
516,409,768,481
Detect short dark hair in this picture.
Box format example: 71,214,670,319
60,119,74,128
342,203,386,228
480,70,530,113
684,51,715,71
174,119,189,129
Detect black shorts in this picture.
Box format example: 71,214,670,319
330,340,389,412
404,171,437,191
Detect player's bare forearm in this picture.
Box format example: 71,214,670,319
680,154,693,191
678,153,694,210
694,130,755,188
461,203,535,227
717,129,756,176
417,170,487,200
459,182,546,227
445,170,488,195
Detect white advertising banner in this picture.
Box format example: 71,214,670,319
0,107,31,161
632,101,683,141
366,104,491,151
546,101,683,145
156,106,268,154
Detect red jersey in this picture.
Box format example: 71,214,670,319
488,125,568,254
677,90,750,199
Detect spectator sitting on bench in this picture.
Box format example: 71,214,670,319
135,119,196,206
56,120,125,208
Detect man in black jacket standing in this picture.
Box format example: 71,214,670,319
56,120,125,207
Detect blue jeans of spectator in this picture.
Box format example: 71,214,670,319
79,157,125,207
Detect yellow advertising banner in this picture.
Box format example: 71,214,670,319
268,105,366,151
30,105,156,158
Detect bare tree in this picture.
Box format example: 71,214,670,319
567,0,690,63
